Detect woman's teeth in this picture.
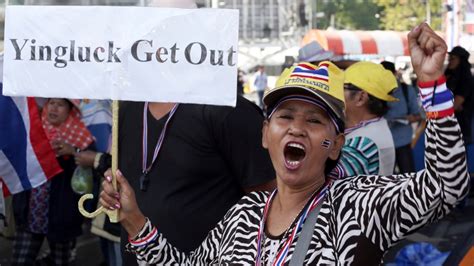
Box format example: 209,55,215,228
284,142,306,170
288,142,305,151
286,160,301,166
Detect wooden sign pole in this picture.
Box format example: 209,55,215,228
78,100,119,223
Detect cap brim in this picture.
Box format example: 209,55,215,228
385,94,399,102
448,51,469,58
263,85,345,121
298,51,334,63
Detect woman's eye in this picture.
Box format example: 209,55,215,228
308,118,321,124
278,115,292,120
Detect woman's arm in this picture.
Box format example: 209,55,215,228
100,169,230,265
124,211,231,264
354,23,470,251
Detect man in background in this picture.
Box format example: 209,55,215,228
382,61,421,173
117,1,276,265
340,62,397,176
254,65,268,108
445,46,473,144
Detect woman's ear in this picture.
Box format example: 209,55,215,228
262,120,269,149
355,91,369,107
329,133,345,160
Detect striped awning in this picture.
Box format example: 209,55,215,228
302,30,410,56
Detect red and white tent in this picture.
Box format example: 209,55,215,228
302,29,410,56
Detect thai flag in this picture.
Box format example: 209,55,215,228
290,63,329,82
80,100,112,153
0,79,62,196
321,139,332,149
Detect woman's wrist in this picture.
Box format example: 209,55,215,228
127,217,159,248
418,76,454,119
122,210,147,238
66,144,77,155
417,75,446,88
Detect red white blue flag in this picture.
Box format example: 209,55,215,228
0,86,62,196
290,63,329,82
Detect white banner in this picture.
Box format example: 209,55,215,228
3,6,239,106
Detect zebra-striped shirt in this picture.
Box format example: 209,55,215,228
127,79,469,265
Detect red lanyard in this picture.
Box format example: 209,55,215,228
140,103,179,191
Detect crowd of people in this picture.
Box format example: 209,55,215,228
1,0,473,265
246,45,474,177
6,98,118,265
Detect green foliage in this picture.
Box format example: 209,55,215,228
316,0,381,30
374,0,442,31
314,0,442,31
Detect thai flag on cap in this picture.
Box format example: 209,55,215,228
0,56,62,196
290,63,329,82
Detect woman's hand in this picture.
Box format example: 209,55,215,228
100,169,146,238
407,114,421,123
75,150,97,167
408,23,447,83
52,139,76,156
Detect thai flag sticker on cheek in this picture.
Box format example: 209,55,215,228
321,139,332,149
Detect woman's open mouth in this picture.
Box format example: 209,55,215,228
48,113,58,120
284,142,306,170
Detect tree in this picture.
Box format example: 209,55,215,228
314,0,442,31
374,0,443,31
316,0,381,30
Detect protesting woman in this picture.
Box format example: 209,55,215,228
12,98,94,265
100,23,469,265
445,45,473,144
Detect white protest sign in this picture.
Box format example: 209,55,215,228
3,6,239,106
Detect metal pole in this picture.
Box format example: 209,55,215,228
314,0,317,29
426,0,431,25
251,0,255,39
307,0,312,30
243,0,248,41
270,0,274,39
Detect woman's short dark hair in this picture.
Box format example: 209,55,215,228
324,119,344,176
48,98,74,111
325,151,341,177
367,94,389,117
64,99,74,110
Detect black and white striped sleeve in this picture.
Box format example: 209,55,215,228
353,76,470,251
124,194,245,265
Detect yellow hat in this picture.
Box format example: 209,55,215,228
344,61,398,102
263,61,345,121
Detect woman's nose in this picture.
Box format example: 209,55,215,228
288,118,306,137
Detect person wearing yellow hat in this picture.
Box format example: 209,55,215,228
338,61,398,176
